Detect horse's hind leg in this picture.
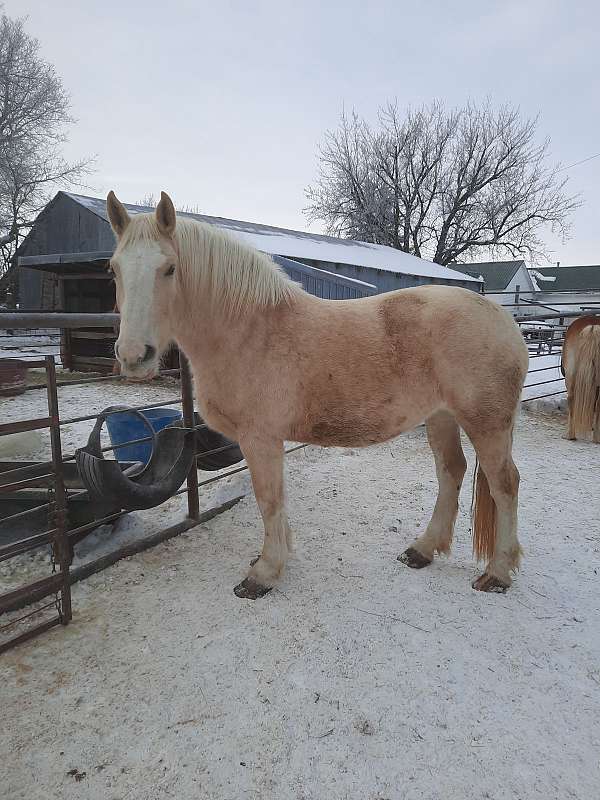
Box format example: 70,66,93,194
467,426,521,592
399,410,466,569
233,437,290,600
565,376,577,440
593,388,600,443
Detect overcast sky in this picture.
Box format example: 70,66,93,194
9,0,600,265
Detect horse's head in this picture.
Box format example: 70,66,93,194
107,191,179,379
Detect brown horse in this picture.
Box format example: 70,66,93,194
562,315,600,442
106,191,529,599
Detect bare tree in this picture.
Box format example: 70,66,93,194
134,194,203,214
306,102,579,265
135,193,157,208
0,12,91,296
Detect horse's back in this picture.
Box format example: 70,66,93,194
285,285,528,442
374,286,528,430
297,283,528,387
375,284,528,368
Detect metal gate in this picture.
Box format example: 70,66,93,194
0,356,72,653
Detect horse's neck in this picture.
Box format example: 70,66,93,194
174,300,270,366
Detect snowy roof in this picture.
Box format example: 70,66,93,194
65,193,480,285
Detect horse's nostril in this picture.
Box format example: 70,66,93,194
141,344,156,364
118,343,155,366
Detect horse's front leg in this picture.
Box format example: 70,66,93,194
233,437,291,600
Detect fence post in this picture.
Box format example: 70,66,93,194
45,355,72,624
179,352,200,520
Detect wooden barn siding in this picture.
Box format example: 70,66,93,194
18,194,115,309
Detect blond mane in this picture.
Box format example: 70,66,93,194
119,213,299,314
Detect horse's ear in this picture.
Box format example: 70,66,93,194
156,191,176,238
106,191,130,238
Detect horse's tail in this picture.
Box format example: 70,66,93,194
472,462,497,562
570,326,600,438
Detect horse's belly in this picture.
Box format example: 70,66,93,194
293,406,422,448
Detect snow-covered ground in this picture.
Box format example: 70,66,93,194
1,410,599,800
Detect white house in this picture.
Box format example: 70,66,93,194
449,260,538,315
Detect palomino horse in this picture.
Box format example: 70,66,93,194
106,191,529,599
562,315,600,442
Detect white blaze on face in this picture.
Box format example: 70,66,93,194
115,240,165,375
107,189,179,378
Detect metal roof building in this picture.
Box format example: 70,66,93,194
450,260,600,318
17,192,480,309
527,264,600,317
531,264,600,291
448,259,538,315
450,260,528,292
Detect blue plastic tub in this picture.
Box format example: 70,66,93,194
105,408,182,465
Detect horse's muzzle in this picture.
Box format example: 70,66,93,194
115,340,158,379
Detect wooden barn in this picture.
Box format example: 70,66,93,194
16,192,481,371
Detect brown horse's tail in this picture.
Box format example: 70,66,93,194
472,462,497,562
570,326,600,438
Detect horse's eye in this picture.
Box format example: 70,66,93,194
165,264,176,277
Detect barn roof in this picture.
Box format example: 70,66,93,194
531,264,600,292
64,193,480,285
448,260,525,291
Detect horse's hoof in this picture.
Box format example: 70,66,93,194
233,577,272,600
398,547,432,569
472,573,509,593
